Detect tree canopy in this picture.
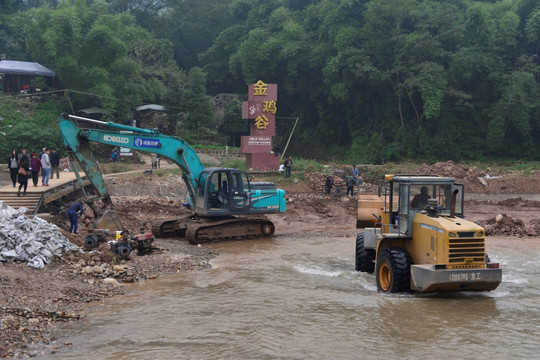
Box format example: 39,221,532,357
1,0,539,162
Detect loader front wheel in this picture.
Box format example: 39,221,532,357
376,247,412,293
355,233,375,273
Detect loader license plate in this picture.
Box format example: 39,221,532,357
449,272,482,282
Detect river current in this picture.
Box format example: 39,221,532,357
52,232,540,359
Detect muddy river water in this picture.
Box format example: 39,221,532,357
53,232,540,359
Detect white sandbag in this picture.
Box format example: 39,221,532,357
0,201,81,269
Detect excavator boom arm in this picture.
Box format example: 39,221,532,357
57,114,204,200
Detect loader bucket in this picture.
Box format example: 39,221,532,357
357,194,385,228
94,209,125,233
410,264,502,292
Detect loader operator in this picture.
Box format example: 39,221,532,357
411,186,430,208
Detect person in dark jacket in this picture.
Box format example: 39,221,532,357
18,148,30,164
17,157,30,196
49,148,61,179
411,186,430,208
68,202,85,234
346,175,355,196
284,156,292,178
30,152,41,187
324,176,333,195
8,150,18,188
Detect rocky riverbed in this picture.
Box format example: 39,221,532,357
1,162,540,358
0,227,214,359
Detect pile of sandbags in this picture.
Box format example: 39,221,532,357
0,201,80,269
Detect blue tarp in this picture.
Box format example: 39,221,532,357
0,60,55,77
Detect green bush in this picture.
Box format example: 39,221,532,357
220,158,247,171
292,158,326,172
0,96,64,158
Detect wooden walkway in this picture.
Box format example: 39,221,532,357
0,172,90,214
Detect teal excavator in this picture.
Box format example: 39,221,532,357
57,113,286,244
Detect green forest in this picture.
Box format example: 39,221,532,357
0,0,539,163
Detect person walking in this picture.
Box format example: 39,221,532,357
30,152,41,187
18,148,30,164
67,201,84,234
111,147,119,163
17,156,30,196
41,148,51,186
284,156,292,178
8,150,19,188
49,148,61,179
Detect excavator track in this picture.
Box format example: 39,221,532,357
151,218,188,238
151,216,275,244
185,217,275,244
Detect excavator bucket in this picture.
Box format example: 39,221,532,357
94,209,125,233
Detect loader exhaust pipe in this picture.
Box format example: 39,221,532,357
450,189,459,218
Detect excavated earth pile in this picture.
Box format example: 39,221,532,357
411,160,487,179
481,214,540,237
304,172,379,194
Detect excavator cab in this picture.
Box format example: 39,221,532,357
194,168,252,216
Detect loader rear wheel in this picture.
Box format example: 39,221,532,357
376,247,412,293
355,233,375,273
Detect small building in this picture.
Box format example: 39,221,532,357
0,60,56,93
75,107,111,121
132,104,169,132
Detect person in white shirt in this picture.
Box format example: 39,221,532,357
41,148,51,186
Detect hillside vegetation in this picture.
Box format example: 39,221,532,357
0,0,539,163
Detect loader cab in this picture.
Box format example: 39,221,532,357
385,176,464,237
194,168,251,216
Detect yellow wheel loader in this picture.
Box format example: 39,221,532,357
355,175,501,293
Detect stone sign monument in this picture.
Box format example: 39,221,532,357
240,80,280,170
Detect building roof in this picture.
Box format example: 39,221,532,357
135,104,166,111
75,107,111,115
0,60,55,77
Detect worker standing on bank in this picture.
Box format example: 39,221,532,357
68,201,84,234
284,156,292,178
41,148,51,186
49,148,61,179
